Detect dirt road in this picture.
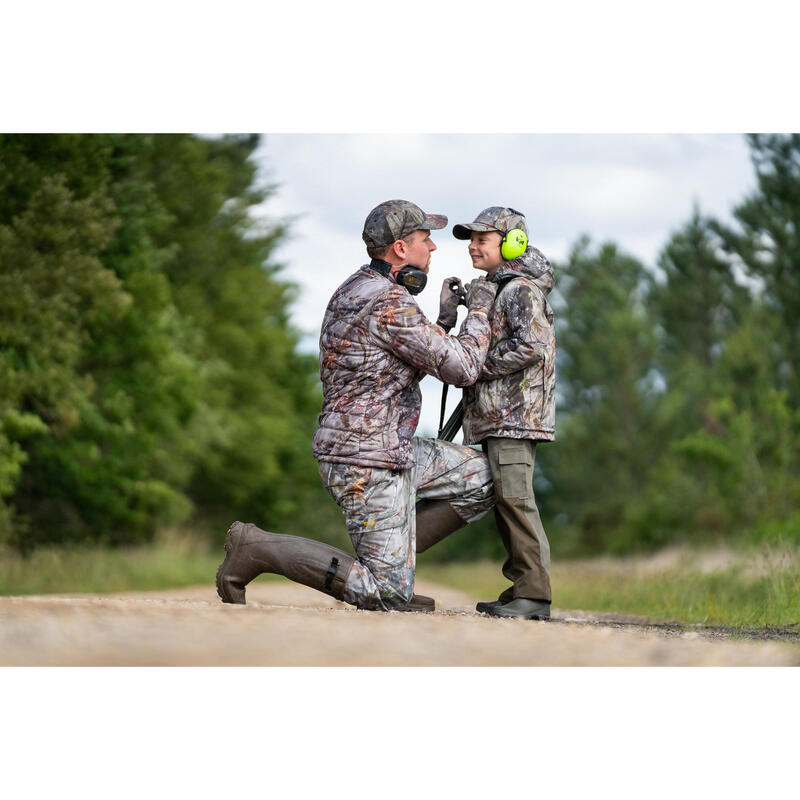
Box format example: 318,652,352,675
1,578,797,666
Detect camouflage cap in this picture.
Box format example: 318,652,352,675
362,200,448,249
452,207,529,240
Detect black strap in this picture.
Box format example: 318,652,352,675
324,557,340,593
438,383,449,437
438,398,464,442
495,275,521,298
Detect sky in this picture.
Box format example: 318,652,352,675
252,134,757,437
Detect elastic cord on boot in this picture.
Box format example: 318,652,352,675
323,553,356,600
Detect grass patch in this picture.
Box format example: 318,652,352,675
0,529,231,596
418,545,800,629
4,533,799,632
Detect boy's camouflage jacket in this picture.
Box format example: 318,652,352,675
313,265,493,470
462,245,556,444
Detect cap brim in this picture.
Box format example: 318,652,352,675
422,213,447,231
452,222,500,239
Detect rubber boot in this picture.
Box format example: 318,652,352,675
415,500,467,554
404,594,435,613
217,521,436,611
216,521,356,604
484,598,551,620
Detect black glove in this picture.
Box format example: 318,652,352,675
436,276,466,330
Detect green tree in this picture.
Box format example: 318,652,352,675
538,237,662,553
142,134,323,530
0,168,129,548
0,134,323,551
712,134,800,402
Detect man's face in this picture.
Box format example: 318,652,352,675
468,230,504,274
402,229,436,272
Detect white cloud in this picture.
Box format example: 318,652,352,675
253,134,757,436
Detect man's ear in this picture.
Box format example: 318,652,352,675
391,239,408,260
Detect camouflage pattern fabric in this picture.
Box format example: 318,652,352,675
452,206,529,240
462,245,556,444
313,265,493,469
319,437,495,610
362,199,447,249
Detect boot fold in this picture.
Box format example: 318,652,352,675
415,500,467,553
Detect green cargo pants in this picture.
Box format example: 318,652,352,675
485,437,551,603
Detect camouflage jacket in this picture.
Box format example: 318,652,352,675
462,246,556,444
313,264,492,469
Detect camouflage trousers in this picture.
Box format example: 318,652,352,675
318,437,495,611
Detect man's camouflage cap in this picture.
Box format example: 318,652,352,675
362,200,448,249
453,207,529,239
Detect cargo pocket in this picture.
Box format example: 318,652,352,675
497,443,533,499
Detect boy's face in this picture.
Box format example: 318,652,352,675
468,230,504,274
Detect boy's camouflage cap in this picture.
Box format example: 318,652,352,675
362,200,448,249
453,207,529,239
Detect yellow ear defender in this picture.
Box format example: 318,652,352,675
501,228,528,260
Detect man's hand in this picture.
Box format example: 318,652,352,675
465,278,497,314
436,277,466,330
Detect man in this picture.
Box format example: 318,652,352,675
216,199,498,611
453,207,556,620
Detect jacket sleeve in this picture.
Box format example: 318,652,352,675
479,281,551,380
368,286,492,387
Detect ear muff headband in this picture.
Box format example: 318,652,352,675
501,228,528,261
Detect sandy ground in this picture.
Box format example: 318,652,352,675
1,578,798,666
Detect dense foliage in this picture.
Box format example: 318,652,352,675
0,134,325,552
535,134,800,556
2,133,799,559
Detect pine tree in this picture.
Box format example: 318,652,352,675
712,134,800,402
538,237,661,553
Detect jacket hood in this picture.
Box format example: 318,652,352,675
492,245,554,296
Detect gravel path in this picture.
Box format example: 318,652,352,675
2,579,797,666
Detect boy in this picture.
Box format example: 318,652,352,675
453,207,556,619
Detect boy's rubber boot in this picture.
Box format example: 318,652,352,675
216,521,356,604
484,598,551,620
216,521,435,611
414,500,467,554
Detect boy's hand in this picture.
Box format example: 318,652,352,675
465,278,497,314
436,277,465,330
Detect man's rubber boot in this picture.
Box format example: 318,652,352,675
415,499,467,554
403,594,435,613
476,600,503,614
484,598,551,620
216,521,435,611
216,521,356,604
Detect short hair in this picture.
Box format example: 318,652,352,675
366,243,390,259
366,231,419,260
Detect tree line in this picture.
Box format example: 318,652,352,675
0,134,323,552
1,134,798,558
535,134,800,556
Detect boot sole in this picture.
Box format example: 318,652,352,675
216,522,247,604
402,601,435,613
485,609,551,620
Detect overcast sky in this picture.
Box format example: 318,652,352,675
253,134,756,437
